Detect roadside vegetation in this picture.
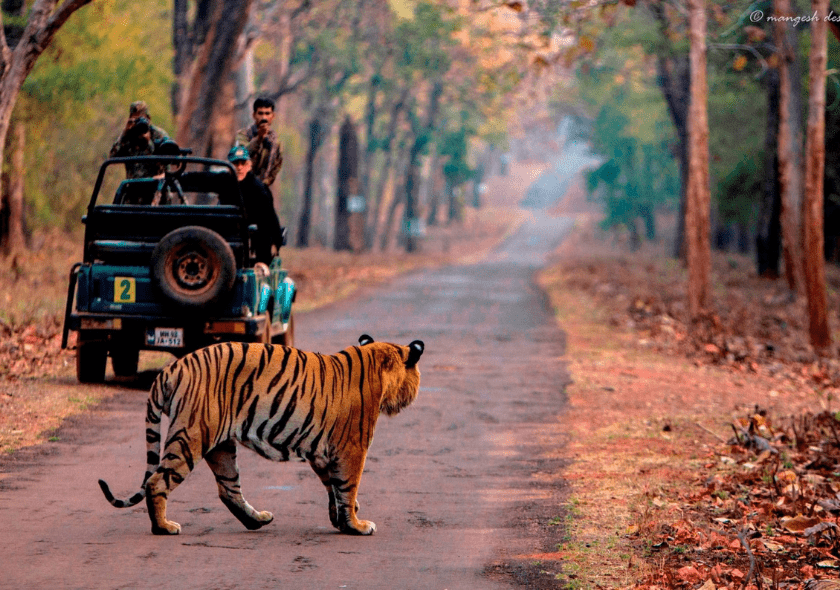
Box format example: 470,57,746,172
540,183,840,588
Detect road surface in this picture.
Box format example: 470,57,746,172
0,212,575,589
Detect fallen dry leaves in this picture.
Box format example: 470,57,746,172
631,408,840,589
537,201,840,588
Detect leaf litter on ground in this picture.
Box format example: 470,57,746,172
549,221,840,589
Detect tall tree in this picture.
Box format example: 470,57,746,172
0,0,94,255
297,106,329,248
756,68,782,278
173,0,252,158
775,0,804,293
334,115,358,251
802,0,831,351
404,81,442,253
1,0,26,254
685,0,711,320
643,2,690,259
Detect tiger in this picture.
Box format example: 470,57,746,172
98,334,424,536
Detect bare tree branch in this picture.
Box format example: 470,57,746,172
0,10,11,76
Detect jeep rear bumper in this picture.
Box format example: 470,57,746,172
64,312,269,352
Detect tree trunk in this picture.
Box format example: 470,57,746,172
366,88,408,249
171,0,189,119
756,68,782,278
174,0,251,158
651,2,690,260
297,113,328,248
802,0,831,352
775,0,804,293
426,151,443,226
358,72,380,222
0,0,94,255
5,118,25,252
379,141,412,251
334,116,359,251
685,0,712,320
404,81,442,253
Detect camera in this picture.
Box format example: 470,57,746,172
129,117,151,137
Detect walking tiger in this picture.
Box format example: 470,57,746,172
99,334,424,536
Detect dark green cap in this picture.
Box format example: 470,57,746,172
228,145,250,162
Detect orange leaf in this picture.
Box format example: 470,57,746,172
781,514,823,533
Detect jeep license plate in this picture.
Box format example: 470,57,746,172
147,328,184,348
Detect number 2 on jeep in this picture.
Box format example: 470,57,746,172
114,277,136,303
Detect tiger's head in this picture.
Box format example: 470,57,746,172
358,334,424,417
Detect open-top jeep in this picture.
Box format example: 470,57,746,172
61,148,295,383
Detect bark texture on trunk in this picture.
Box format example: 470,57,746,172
0,0,94,254
5,119,25,252
757,69,782,279
651,1,690,260
367,88,408,250
775,0,804,293
334,116,359,251
802,0,831,351
685,0,712,320
297,113,328,248
404,81,442,253
174,0,251,159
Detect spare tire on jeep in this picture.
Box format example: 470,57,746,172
152,226,236,311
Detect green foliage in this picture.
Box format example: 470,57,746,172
572,15,679,241
569,2,780,242
15,0,172,229
585,107,678,240
440,125,474,187
716,156,761,227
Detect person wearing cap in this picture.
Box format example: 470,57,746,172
228,145,284,264
110,101,170,178
235,97,283,189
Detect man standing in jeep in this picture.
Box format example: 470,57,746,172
235,97,283,189
110,101,169,179
227,145,284,264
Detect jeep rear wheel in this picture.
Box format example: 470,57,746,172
152,226,236,311
77,341,107,383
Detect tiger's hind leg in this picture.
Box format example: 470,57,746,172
144,433,203,535
205,440,274,531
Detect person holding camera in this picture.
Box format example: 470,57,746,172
235,97,283,189
110,101,169,179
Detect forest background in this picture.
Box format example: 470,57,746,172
2,0,840,352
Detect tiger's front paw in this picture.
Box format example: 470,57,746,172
151,520,182,535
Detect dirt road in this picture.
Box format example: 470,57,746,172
0,212,574,589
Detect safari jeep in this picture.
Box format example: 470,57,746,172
61,148,295,383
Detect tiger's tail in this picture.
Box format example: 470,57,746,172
99,366,172,508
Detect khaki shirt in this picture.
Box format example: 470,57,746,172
236,124,283,188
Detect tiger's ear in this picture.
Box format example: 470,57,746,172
359,334,375,346
405,340,424,368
